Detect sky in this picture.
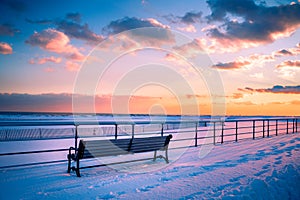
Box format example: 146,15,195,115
0,0,299,116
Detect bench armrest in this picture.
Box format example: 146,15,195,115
68,147,77,160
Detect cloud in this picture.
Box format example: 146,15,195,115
205,0,300,50
185,94,207,99
27,13,103,45
0,24,20,36
234,101,256,106
249,72,264,79
65,61,81,72
65,12,81,23
165,11,203,25
210,43,300,70
172,38,207,57
100,17,174,50
177,24,197,33
212,60,251,70
231,93,244,99
29,56,62,64
273,43,300,57
26,18,53,25
0,93,72,112
26,28,85,61
164,53,188,66
56,20,104,44
0,42,13,54
274,49,294,56
0,93,180,113
102,17,169,35
275,59,300,78
180,11,203,24
276,60,300,68
241,85,300,94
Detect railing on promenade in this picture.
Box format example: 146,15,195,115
0,117,299,168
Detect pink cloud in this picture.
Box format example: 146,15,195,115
0,42,13,54
273,43,300,57
212,60,251,70
276,60,300,68
164,53,187,66
177,24,197,33
231,93,244,99
66,61,80,71
26,28,85,61
29,56,62,64
210,43,300,70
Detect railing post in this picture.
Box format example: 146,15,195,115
39,128,42,139
75,125,78,150
214,122,217,145
115,124,118,139
292,119,295,133
195,122,198,147
275,120,278,136
286,119,289,134
221,122,224,144
296,119,298,133
235,121,238,142
267,120,270,137
132,124,135,139
263,120,265,138
161,123,164,137
253,120,255,140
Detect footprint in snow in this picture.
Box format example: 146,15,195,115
254,169,269,177
229,175,246,183
262,163,270,169
136,184,160,192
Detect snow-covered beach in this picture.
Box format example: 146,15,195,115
1,131,299,199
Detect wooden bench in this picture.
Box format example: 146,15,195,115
67,134,173,177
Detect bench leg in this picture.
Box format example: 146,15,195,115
153,149,169,164
153,150,157,161
75,159,81,177
165,149,169,164
67,154,71,173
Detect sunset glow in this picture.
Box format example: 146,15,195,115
0,0,299,116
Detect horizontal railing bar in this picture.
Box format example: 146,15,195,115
0,148,69,156
171,138,195,142
0,159,67,169
0,136,74,142
0,117,298,127
222,133,237,137
237,131,254,135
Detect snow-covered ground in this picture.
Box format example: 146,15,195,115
0,133,299,199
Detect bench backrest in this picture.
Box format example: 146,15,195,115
77,134,172,159
130,135,172,153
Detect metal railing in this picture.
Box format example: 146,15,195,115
0,117,299,168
